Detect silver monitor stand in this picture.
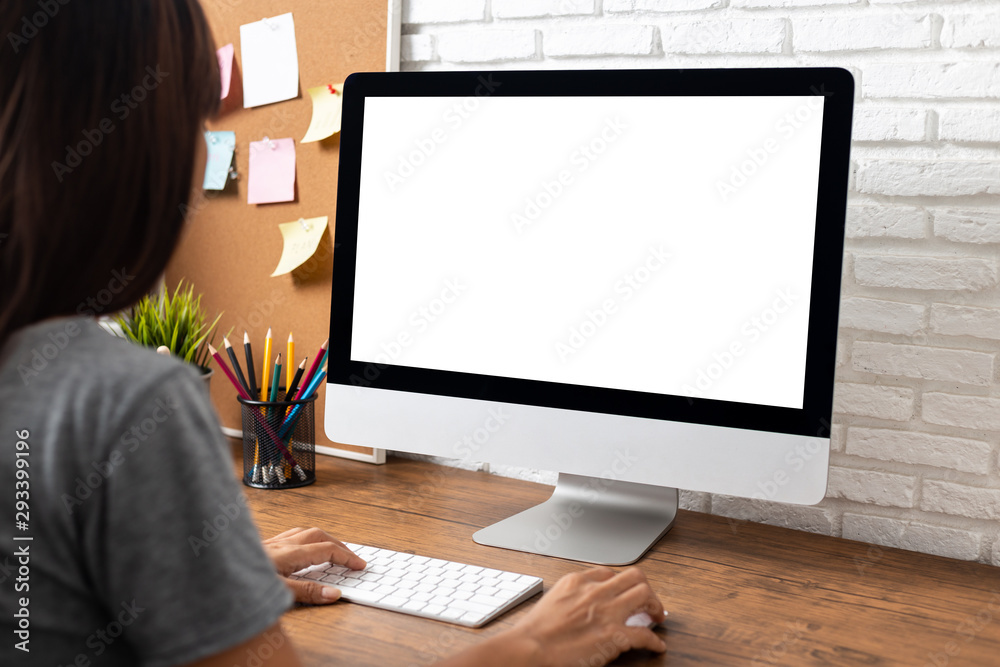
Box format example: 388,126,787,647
473,473,678,566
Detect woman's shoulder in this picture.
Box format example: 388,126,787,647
1,315,209,425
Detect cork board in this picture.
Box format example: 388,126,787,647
165,0,397,462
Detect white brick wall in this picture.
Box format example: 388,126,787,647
400,0,1000,566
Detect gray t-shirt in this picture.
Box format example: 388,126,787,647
0,317,292,666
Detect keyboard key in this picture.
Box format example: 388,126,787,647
414,583,435,593
381,595,410,608
411,591,434,602
321,574,345,585
424,604,447,616
451,599,493,616
472,594,508,608
440,608,465,621
499,572,519,582
304,571,327,581
498,580,526,592
357,581,379,591
403,600,427,612
338,587,385,605
461,612,485,624
431,595,453,606
450,590,473,601
376,585,398,596
457,583,478,593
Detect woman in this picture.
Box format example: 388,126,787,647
0,2,667,665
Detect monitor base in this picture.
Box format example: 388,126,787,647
473,473,677,566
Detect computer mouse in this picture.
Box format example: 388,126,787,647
625,610,667,628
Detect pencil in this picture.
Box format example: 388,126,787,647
286,332,295,393
260,327,272,401
224,336,251,395
279,363,327,439
296,338,328,400
209,345,301,474
243,332,258,397
269,353,282,403
285,358,306,403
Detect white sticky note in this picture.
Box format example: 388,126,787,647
240,13,299,109
271,216,329,276
203,131,236,190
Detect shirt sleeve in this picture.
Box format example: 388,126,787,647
81,366,293,667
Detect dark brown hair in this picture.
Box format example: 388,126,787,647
0,0,219,347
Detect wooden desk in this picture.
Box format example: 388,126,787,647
234,444,1000,666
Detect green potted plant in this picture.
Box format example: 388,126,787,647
111,280,226,384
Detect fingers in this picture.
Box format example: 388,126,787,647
596,566,648,598
273,527,348,549
277,541,366,574
620,627,667,654
613,581,666,623
285,578,342,605
266,527,308,542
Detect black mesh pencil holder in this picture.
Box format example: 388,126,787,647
238,390,316,489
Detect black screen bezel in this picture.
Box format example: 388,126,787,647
329,68,853,438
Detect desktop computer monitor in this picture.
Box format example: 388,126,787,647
326,68,853,565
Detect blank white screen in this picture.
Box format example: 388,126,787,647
351,96,823,409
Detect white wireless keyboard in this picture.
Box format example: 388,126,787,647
290,543,544,627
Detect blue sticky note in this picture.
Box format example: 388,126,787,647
203,131,236,190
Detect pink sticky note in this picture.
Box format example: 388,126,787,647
218,43,234,100
248,137,296,204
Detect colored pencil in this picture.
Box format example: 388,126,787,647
223,336,251,395
296,338,328,400
285,359,306,403
209,345,301,474
260,328,273,401
279,364,327,439
243,332,258,397
286,332,295,393
269,353,282,403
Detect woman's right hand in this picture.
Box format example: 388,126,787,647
505,566,667,667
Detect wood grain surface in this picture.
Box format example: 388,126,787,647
232,442,1000,666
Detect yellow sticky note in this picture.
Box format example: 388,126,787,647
271,216,329,277
301,84,344,143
